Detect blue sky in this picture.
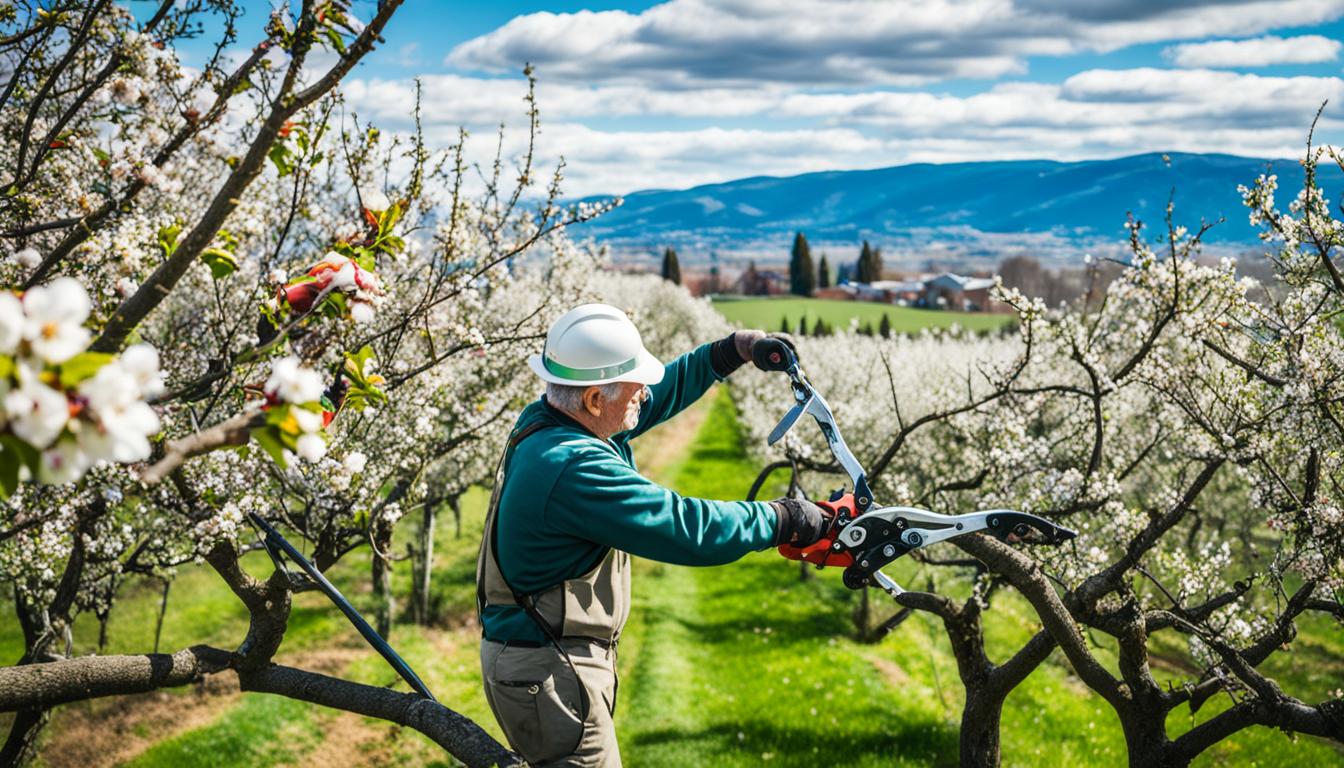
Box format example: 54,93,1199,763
188,1,1344,196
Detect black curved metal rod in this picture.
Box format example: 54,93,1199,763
247,512,439,703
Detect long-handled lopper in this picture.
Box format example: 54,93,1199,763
751,339,1076,598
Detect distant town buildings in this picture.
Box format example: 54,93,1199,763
814,272,1004,312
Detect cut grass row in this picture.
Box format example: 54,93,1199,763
711,296,1015,335
5,386,1341,766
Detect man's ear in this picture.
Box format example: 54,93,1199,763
582,386,603,417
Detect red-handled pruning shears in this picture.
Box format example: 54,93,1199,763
752,338,1076,598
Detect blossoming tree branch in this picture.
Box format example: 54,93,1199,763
0,2,620,765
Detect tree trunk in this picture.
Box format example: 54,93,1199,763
412,495,439,625
960,690,1004,768
450,494,462,540
854,585,872,640
1120,712,1182,768
372,527,395,639
0,707,49,767
153,580,171,654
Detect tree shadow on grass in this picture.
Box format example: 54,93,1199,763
627,717,958,768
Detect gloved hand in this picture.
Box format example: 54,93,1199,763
711,330,798,378
734,330,796,365
769,497,832,547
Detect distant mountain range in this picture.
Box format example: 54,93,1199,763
574,153,1343,268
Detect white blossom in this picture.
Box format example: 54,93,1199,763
21,277,91,364
265,356,324,404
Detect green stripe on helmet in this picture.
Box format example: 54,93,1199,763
543,354,640,382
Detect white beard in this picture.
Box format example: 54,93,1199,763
622,401,642,431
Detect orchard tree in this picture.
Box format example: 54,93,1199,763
0,3,624,766
734,137,1344,767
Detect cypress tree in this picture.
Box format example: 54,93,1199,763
871,245,884,283
857,241,874,283
879,313,892,339
660,247,682,285
789,232,816,296
817,253,831,289
811,315,826,336
780,315,790,333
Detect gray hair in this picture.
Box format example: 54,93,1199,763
545,381,624,415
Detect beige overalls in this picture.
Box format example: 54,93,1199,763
476,424,631,767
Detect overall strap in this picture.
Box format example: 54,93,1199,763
478,420,594,723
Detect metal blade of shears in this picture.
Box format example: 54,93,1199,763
802,391,871,508
768,398,810,445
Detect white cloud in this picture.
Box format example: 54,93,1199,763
446,0,1344,87
1163,35,1342,67
343,75,788,125
341,67,1343,196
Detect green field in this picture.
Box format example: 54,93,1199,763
3,388,1340,767
711,296,1015,334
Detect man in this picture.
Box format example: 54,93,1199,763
476,303,831,767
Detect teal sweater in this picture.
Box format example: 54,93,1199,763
481,342,779,644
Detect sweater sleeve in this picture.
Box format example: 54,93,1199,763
545,446,779,566
625,343,721,441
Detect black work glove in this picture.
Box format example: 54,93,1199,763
710,331,798,378
769,497,831,547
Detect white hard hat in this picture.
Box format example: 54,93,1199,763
528,303,665,387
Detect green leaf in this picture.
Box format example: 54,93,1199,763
265,403,293,428
201,247,239,279
59,351,114,387
252,426,289,468
379,201,403,234
268,143,292,177
0,355,13,381
91,147,111,163
157,223,182,259
0,434,41,496
320,291,347,318
0,440,26,498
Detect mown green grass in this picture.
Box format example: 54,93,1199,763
7,387,1343,767
711,296,1015,335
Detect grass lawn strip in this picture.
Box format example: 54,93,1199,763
712,297,1014,335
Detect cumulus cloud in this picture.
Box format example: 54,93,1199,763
342,67,1342,196
1163,35,1342,67
446,0,1344,87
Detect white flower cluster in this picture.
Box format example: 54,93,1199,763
0,278,163,484
263,356,328,463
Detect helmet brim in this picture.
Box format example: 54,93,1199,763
528,348,665,387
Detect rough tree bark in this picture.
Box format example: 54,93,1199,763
0,540,523,768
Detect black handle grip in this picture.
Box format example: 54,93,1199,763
752,337,796,372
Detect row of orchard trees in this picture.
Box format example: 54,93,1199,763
0,2,635,766
0,3,1337,768
733,150,1344,765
